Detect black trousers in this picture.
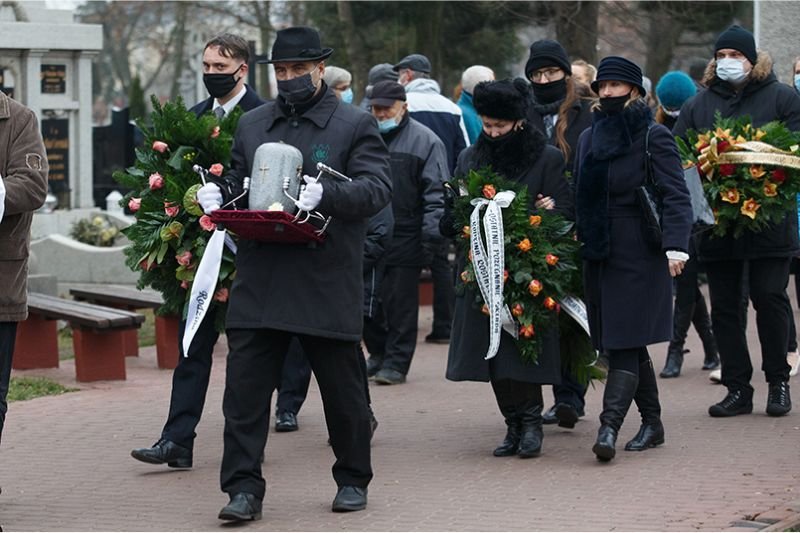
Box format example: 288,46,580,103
161,308,220,449
552,371,587,411
379,265,422,375
221,328,372,499
706,258,792,393
0,322,18,445
276,338,311,415
429,241,454,336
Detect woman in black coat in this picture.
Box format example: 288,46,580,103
573,57,692,462
445,78,573,458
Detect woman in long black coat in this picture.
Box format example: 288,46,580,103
573,57,691,462
445,78,573,458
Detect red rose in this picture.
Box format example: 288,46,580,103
719,164,737,177
771,167,787,184
716,140,730,153
209,163,224,177
210,126,221,139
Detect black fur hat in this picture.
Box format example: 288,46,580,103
473,78,531,120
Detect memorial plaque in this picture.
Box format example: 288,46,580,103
42,117,69,192
41,64,66,94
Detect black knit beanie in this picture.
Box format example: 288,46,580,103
591,56,646,97
714,25,757,64
473,78,531,121
525,40,572,80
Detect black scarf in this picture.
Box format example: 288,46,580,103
576,101,652,261
531,98,563,117
470,123,547,181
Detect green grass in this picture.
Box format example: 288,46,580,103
8,376,78,402
57,308,157,361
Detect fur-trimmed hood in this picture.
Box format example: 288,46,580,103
701,49,774,86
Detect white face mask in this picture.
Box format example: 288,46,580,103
794,73,800,93
716,57,748,84
664,108,681,118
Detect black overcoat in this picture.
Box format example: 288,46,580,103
673,52,800,262
575,103,692,351
446,127,572,384
216,88,392,341
526,97,593,172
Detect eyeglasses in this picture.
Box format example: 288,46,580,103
530,68,563,82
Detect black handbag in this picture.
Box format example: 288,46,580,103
636,125,663,249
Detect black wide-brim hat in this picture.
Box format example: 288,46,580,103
591,56,646,97
259,26,334,64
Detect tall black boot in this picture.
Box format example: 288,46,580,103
692,295,720,370
517,384,544,458
592,370,638,462
625,358,665,451
490,380,521,457
660,301,693,378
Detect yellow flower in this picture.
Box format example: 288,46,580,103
721,189,740,204
749,165,766,179
714,127,732,141
763,181,778,197
740,198,760,219
528,215,542,227
754,129,767,140
517,238,532,252
695,133,711,150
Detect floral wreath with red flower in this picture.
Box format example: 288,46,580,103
448,167,600,384
113,96,242,331
677,112,800,238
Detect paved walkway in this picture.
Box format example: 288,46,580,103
2,302,800,531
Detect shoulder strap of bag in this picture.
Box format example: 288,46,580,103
644,123,658,188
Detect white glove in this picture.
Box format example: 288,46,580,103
197,183,223,214
295,174,323,212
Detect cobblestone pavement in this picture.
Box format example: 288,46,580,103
2,303,799,531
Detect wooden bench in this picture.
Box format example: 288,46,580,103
14,293,145,382
69,286,179,370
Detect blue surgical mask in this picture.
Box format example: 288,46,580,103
794,73,800,93
716,58,748,84
340,88,353,104
377,117,398,133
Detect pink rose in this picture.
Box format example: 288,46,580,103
139,259,153,272
213,287,229,302
176,250,192,267
128,197,141,212
199,215,216,231
152,141,169,153
209,163,224,177
210,126,220,139
180,280,190,289
164,201,179,217
149,172,164,190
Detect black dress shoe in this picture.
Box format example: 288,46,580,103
275,411,298,432
131,438,192,468
542,405,558,425
374,368,406,385
766,382,791,417
424,332,450,344
331,486,367,512
218,492,262,522
554,403,580,429
708,389,753,417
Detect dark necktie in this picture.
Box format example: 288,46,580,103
214,106,226,120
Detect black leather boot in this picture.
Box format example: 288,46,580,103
661,302,692,378
693,296,720,370
493,405,521,457
517,385,544,458
593,370,638,462
625,358,665,451
491,379,521,457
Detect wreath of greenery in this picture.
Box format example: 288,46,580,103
448,167,600,384
677,113,800,238
113,96,242,331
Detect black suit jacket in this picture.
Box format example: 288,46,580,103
189,84,265,117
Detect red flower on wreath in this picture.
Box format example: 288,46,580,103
545,254,559,266
719,164,737,177
517,238,532,252
543,296,557,310
771,168,787,184
528,279,543,296
519,324,535,338
511,303,524,317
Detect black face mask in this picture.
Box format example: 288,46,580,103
532,78,567,104
479,124,521,144
277,73,318,104
599,93,631,114
203,64,244,99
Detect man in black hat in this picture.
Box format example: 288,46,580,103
365,81,448,385
196,26,391,521
130,32,265,472
674,25,800,419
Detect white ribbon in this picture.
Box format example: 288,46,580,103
558,295,590,336
182,228,226,356
469,190,518,360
